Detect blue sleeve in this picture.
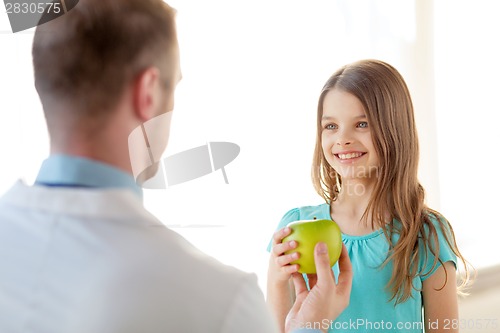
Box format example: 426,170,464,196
266,208,300,253
420,214,458,281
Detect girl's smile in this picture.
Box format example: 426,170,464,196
334,151,367,163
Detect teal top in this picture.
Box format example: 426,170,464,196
36,154,143,199
267,204,457,333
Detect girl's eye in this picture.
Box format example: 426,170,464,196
325,124,338,130
357,121,368,128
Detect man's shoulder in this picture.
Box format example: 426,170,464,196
85,214,258,332
0,181,252,292
0,182,259,331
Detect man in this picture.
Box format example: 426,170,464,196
0,1,352,332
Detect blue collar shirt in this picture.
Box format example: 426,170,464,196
35,154,143,199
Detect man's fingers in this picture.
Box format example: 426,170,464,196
307,274,318,289
291,272,308,296
336,244,353,294
337,244,352,274
287,282,307,324
313,242,333,283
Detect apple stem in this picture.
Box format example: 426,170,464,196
313,216,317,220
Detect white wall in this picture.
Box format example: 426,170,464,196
1,0,497,296
434,0,500,269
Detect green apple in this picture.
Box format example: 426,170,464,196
282,217,342,274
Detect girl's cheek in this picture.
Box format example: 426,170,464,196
321,138,329,153
321,134,336,150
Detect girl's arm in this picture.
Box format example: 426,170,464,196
266,260,295,332
266,227,300,333
422,261,459,333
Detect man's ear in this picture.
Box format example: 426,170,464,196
133,67,161,121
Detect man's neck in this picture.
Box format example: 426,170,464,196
50,135,133,177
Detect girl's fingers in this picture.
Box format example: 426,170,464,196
272,239,298,257
275,251,300,267
270,227,301,277
285,264,300,274
272,227,292,246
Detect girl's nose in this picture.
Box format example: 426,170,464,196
336,140,352,146
336,135,352,146
334,127,354,146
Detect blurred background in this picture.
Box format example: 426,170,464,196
1,0,499,330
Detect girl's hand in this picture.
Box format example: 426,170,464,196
269,227,300,282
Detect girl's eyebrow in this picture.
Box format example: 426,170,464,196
321,114,367,121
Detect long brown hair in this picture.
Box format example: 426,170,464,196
312,59,472,304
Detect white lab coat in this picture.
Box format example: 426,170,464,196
0,181,277,333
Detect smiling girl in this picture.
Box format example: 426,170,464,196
267,60,471,333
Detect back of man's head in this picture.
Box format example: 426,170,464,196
32,0,177,130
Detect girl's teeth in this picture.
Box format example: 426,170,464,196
338,153,363,160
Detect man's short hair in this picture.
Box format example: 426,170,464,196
32,0,177,120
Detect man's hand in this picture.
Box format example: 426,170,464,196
285,243,352,333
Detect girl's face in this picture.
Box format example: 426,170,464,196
321,89,379,181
